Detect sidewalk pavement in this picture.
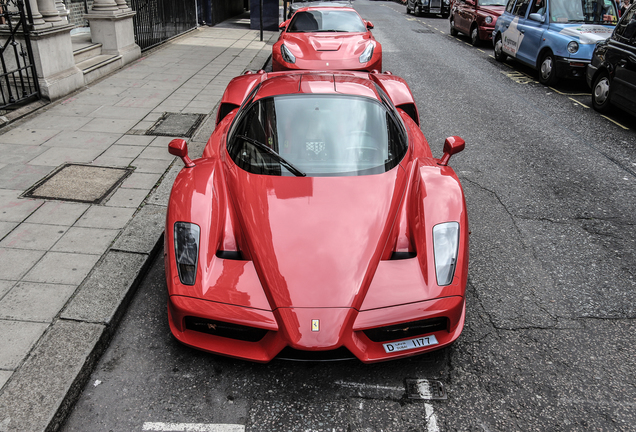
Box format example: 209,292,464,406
0,15,277,432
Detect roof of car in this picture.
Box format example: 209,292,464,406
254,72,381,101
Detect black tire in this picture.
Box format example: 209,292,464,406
538,51,558,86
450,17,458,36
470,25,480,46
591,71,612,113
493,34,507,62
406,2,411,14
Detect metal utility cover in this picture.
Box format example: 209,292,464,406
23,164,133,204
405,379,447,400
146,112,205,138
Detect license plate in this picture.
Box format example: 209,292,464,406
383,335,439,353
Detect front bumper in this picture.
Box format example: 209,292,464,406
168,294,465,363
556,57,590,80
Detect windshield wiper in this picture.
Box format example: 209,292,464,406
237,135,306,177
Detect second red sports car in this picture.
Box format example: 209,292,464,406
273,6,382,72
165,70,468,363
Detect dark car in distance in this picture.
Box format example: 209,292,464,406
587,3,636,116
406,0,451,18
449,0,506,46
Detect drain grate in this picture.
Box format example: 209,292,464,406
23,164,133,204
146,112,205,138
405,379,447,400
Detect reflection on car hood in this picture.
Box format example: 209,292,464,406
557,24,614,44
479,5,505,16
284,33,370,55
226,167,407,310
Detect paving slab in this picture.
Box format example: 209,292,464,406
111,204,166,254
51,227,119,255
24,201,89,226
74,206,136,229
0,223,68,251
22,251,100,285
0,248,46,281
0,282,76,322
0,319,49,369
0,280,15,299
0,190,42,222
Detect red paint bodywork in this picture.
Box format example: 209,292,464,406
165,71,468,363
272,7,382,72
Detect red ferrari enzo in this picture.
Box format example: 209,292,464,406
272,6,382,72
165,70,468,363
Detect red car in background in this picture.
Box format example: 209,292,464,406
273,6,382,72
165,70,469,363
449,0,506,46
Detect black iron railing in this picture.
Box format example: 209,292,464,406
130,0,197,51
0,0,40,109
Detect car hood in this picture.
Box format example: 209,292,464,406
283,32,371,54
226,167,407,310
479,5,505,16
556,24,614,44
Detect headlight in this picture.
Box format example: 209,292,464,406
174,222,200,285
359,43,374,63
485,16,493,24
433,222,460,286
281,44,296,64
567,41,579,54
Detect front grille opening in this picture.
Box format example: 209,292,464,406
276,346,356,362
363,317,448,343
185,317,267,342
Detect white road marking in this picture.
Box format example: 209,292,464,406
424,404,440,432
334,380,404,392
142,423,245,432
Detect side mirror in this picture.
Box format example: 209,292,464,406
529,13,544,22
438,136,465,166
169,139,195,168
366,21,374,29
279,20,288,31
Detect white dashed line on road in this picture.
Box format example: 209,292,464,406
142,423,245,432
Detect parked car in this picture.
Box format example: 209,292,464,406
492,0,618,85
164,70,469,363
273,6,382,72
406,0,451,18
586,2,636,116
449,0,507,46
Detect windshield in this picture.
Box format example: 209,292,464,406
480,0,507,6
288,10,367,32
549,0,618,23
227,95,407,177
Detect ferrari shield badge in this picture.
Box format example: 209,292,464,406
311,319,320,332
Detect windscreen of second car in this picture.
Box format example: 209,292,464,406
548,0,618,23
480,0,507,6
288,10,367,32
227,95,407,177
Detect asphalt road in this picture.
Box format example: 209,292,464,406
62,1,636,431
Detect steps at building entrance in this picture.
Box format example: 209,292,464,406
71,29,123,85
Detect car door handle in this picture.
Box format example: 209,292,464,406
520,29,525,33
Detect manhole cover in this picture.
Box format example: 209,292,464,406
146,113,205,137
405,379,447,400
23,164,133,204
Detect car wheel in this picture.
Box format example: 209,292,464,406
450,17,458,36
470,25,480,46
493,35,507,62
538,51,558,86
591,72,612,113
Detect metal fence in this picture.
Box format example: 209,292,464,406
0,0,40,110
129,0,197,51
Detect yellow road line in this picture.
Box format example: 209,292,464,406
601,115,630,130
548,86,590,96
478,49,485,53
569,97,589,109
